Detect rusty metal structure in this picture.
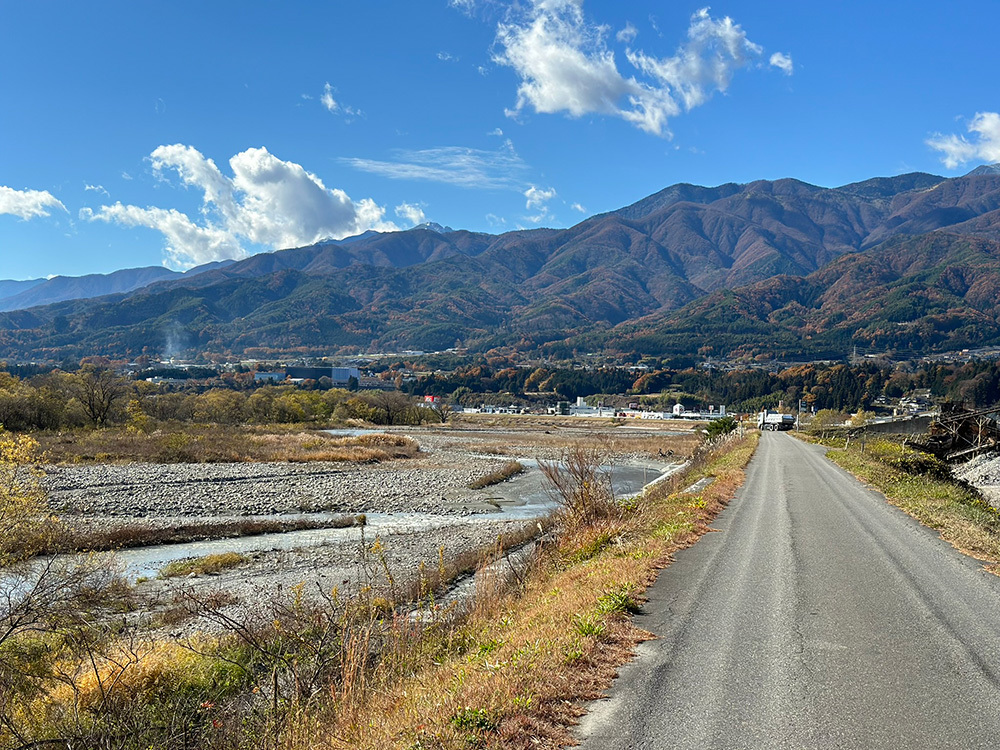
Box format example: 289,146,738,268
917,404,1000,461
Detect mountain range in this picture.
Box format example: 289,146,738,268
4,169,1000,362
0,261,234,313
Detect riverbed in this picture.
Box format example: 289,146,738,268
43,420,698,600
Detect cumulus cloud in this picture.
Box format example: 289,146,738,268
494,2,768,136
524,185,556,210
571,201,587,213
83,144,399,268
927,112,1000,169
0,186,66,219
625,9,762,112
81,204,245,268
523,185,557,223
342,141,528,188
769,51,793,75
395,202,426,226
84,183,109,196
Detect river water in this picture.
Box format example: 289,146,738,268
112,461,674,581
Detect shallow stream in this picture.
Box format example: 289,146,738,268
113,461,674,580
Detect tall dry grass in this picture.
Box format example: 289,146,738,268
32,426,419,465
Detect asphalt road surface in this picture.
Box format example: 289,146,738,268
576,432,1000,749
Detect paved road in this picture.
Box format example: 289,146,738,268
576,432,1000,749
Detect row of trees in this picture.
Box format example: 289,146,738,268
0,368,443,431
3,358,1000,432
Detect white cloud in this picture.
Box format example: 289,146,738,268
927,112,1000,169
485,213,506,227
488,127,505,136
81,203,245,268
524,185,556,210
496,1,639,121
84,183,109,196
438,51,458,62
0,186,66,219
626,9,762,111
83,144,399,269
494,3,766,137
769,51,793,75
121,171,133,181
616,22,637,44
321,82,338,113
395,202,426,226
320,82,361,119
450,0,500,16
524,185,557,223
571,201,587,213
342,141,529,188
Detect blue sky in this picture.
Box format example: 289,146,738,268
3,0,1000,280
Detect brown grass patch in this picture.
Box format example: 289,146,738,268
32,426,419,465
159,552,247,578
55,514,362,553
469,460,525,489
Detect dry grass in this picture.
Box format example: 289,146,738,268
55,514,362,553
441,418,702,461
32,425,419,465
159,552,248,578
469,460,525,489
824,438,1000,563
451,413,702,433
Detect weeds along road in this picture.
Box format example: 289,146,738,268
577,431,1000,749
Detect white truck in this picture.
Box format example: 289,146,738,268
757,410,796,431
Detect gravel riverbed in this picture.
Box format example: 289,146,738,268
43,450,510,519
954,452,1000,508
40,423,687,605
144,518,536,607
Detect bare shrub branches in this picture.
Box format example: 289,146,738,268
540,445,622,527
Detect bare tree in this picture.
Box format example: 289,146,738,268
427,401,452,424
71,365,129,427
364,391,414,425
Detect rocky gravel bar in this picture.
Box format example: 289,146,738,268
42,454,510,519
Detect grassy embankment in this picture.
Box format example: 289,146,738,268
819,437,1000,563
33,426,418,464
1,431,756,749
